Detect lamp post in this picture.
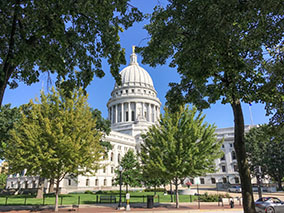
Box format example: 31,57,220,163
117,166,123,209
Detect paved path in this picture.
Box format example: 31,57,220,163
0,202,244,213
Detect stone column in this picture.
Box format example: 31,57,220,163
115,104,118,123
134,102,137,121
112,106,114,124
121,103,124,122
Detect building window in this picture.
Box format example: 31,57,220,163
211,178,216,184
32,181,36,188
111,167,114,174
190,179,194,184
131,111,135,121
86,179,89,186
11,182,14,188
132,89,134,93
118,154,121,163
222,165,226,172
126,90,128,93
68,179,71,186
25,181,28,189
222,144,225,148
234,177,240,184
104,179,107,186
103,167,106,173
232,151,236,160
230,143,233,147
118,146,121,150
111,179,114,186
126,111,129,121
110,152,113,161
223,177,227,183
200,178,205,184
221,154,225,161
95,179,98,186
233,165,238,172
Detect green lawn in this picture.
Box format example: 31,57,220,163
0,192,197,206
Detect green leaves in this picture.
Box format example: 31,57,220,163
245,124,284,189
0,0,143,105
114,149,142,191
140,105,222,182
4,87,103,181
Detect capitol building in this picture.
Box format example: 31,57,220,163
6,48,250,193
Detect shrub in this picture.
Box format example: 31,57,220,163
84,190,94,194
198,193,230,202
144,188,165,192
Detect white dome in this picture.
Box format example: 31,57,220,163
115,50,154,89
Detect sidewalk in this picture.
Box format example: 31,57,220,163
0,202,244,213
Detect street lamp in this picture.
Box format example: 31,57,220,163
117,166,123,209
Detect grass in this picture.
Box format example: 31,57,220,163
0,191,198,206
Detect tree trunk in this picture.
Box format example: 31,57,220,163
0,0,19,107
49,179,54,193
170,182,173,202
55,178,60,212
36,177,45,199
175,178,179,208
277,177,283,191
231,101,256,213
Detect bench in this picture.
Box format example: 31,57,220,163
99,195,116,203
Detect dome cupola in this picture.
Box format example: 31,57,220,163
107,46,161,137
114,46,154,89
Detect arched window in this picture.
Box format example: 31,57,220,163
118,154,121,163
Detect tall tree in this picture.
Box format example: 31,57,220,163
0,0,143,106
0,104,20,159
0,173,7,189
140,106,222,208
140,1,284,212
245,125,284,190
114,149,142,192
4,87,103,211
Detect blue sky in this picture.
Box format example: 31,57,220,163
2,0,270,129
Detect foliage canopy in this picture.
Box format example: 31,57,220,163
140,106,222,208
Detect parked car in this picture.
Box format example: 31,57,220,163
255,197,284,213
228,185,242,193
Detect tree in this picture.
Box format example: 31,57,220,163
245,125,284,191
0,104,21,159
139,1,284,212
140,106,222,208
114,149,142,192
0,173,7,189
0,0,143,106
4,87,103,211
